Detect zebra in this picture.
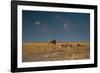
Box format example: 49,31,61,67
48,39,56,46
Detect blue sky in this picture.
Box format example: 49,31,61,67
22,10,90,42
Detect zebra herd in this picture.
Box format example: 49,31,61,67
48,39,89,49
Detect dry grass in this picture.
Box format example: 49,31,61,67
22,42,90,62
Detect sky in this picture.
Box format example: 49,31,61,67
22,10,90,42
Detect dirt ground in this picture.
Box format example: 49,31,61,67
22,42,90,62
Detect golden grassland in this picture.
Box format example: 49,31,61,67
22,42,90,62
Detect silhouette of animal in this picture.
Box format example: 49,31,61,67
48,39,56,46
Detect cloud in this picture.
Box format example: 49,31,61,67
63,24,69,28
34,21,41,25
54,15,71,30
61,20,70,29
54,16,61,18
34,21,49,29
